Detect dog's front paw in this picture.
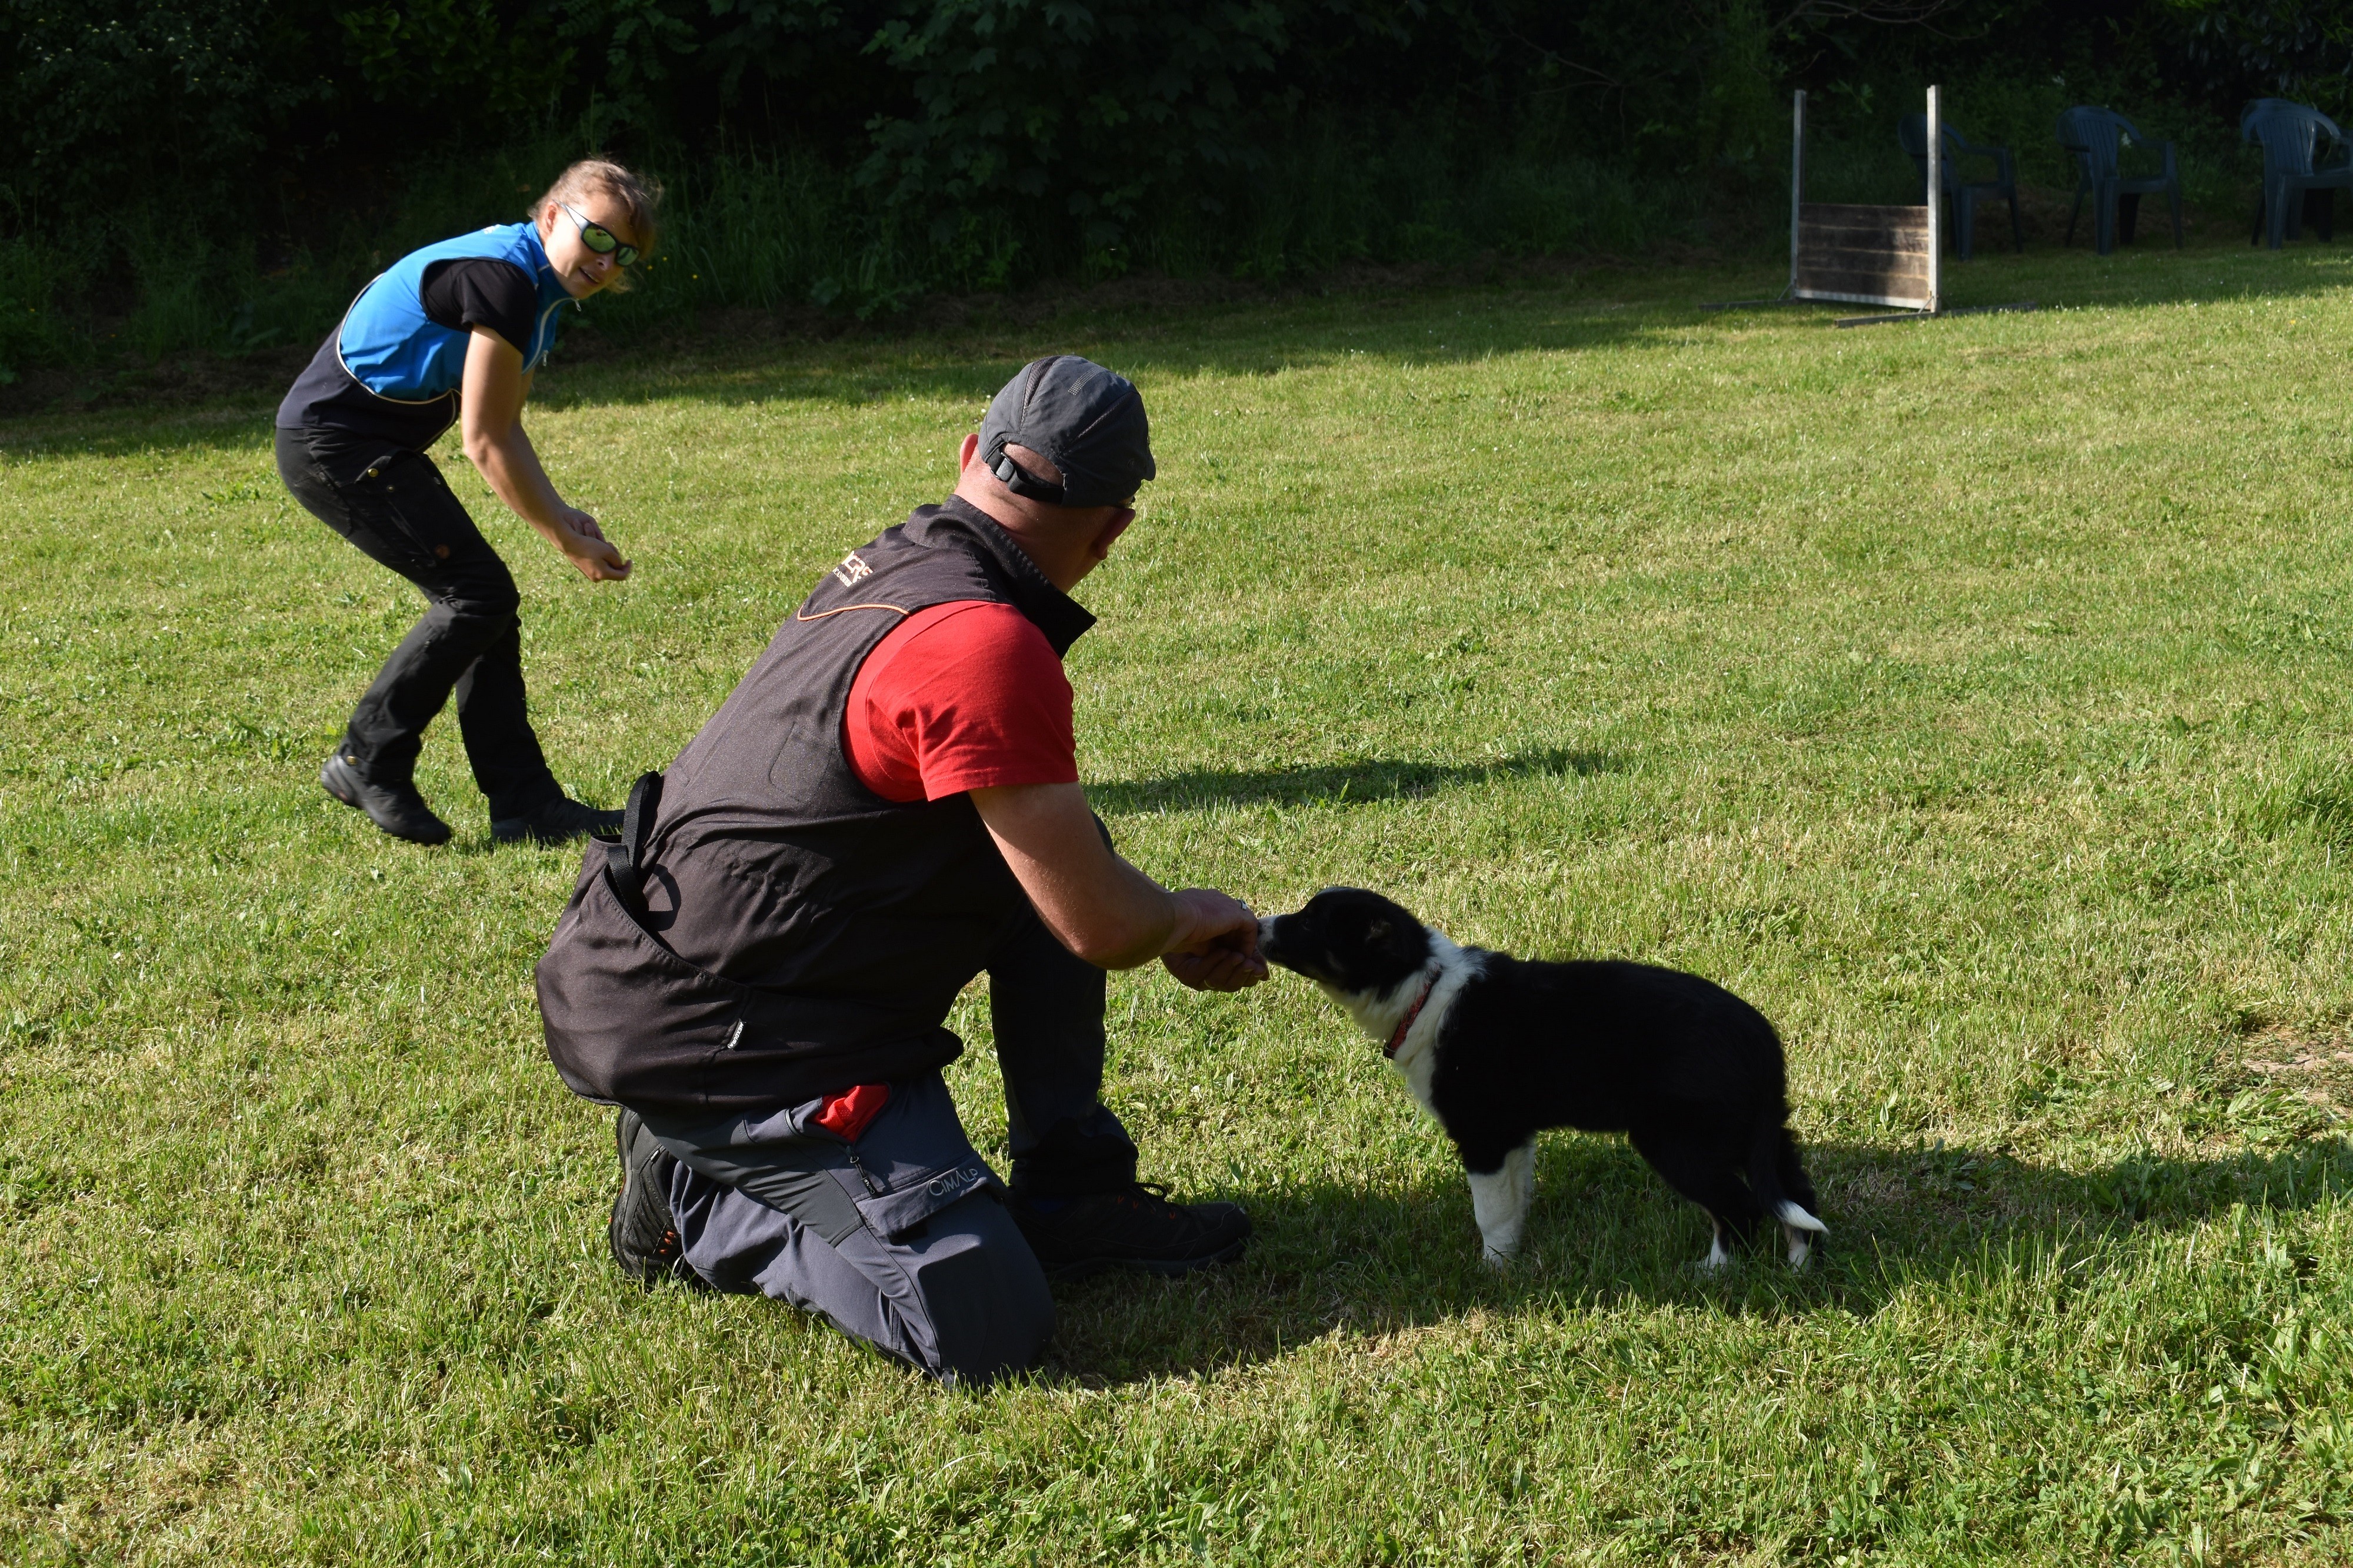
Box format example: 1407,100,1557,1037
1481,1245,1515,1272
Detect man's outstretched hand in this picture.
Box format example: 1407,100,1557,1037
969,783,1269,984
1161,889,1269,992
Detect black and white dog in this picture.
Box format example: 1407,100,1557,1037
1258,888,1826,1271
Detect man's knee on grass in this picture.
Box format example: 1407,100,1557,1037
893,1200,1056,1386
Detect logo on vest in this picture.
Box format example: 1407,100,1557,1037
833,551,874,589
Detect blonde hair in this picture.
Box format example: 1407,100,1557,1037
534,158,662,290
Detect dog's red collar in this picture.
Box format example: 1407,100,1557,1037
1384,969,1439,1059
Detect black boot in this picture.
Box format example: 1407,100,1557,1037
609,1109,704,1289
492,795,624,845
1009,1182,1251,1279
319,752,452,845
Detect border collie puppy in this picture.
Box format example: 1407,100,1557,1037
1258,887,1826,1271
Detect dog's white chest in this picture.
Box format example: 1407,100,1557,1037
1388,1035,1439,1115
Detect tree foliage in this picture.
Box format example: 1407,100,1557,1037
2171,0,2353,116
1,1,2344,293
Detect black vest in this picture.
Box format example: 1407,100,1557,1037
535,498,1094,1116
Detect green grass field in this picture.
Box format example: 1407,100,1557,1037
8,235,2353,1564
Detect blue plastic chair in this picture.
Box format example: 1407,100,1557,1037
2057,106,2184,255
1899,114,2022,259
2241,98,2353,248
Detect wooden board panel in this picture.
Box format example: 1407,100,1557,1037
1795,262,1932,296
1799,203,1931,240
1797,249,1932,282
1798,226,1932,260
1795,263,1931,291
1794,202,1933,308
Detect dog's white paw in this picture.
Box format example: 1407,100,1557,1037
1696,1234,1734,1272
1481,1245,1515,1272
1778,1203,1825,1269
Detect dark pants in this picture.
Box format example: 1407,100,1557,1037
642,908,1137,1383
275,426,562,821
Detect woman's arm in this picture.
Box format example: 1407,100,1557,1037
459,326,630,581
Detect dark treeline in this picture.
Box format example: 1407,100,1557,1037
1,0,2348,374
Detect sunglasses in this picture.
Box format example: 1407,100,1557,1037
558,202,640,268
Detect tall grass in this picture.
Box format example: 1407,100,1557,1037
0,124,1771,378
0,236,80,382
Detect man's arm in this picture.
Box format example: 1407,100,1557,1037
969,782,1267,991
458,326,630,581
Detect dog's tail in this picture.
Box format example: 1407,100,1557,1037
1747,1116,1827,1240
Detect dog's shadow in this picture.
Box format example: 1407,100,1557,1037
1085,749,1621,815
1039,1134,2353,1386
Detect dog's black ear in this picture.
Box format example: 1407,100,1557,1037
1364,919,1391,942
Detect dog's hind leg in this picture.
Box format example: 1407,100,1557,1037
1752,1123,1827,1267
1775,1131,1827,1266
1633,1127,1764,1270
1467,1146,1535,1269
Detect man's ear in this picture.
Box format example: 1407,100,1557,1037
957,432,981,474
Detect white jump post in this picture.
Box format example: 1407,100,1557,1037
1789,89,1806,299
1924,84,1942,315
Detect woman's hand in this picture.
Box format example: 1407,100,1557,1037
555,508,631,580
461,328,632,585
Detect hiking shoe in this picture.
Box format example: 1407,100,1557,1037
319,752,452,845
609,1109,704,1289
491,795,624,845
1009,1182,1251,1280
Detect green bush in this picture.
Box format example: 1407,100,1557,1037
3,0,2349,362
0,235,77,383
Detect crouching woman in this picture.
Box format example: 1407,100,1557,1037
274,158,658,846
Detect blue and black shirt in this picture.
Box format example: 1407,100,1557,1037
277,222,577,451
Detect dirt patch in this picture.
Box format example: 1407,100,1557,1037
2242,1023,2353,1119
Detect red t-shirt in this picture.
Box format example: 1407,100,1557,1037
825,599,1073,1129
843,599,1078,803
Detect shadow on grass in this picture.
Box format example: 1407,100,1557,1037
22,238,2353,458
1089,750,1621,814
1038,1133,2353,1386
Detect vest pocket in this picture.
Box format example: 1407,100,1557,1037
535,855,752,1107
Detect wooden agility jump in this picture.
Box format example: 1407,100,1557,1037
1790,86,1940,320
1706,85,2030,323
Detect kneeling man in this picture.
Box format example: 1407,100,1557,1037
536,356,1267,1383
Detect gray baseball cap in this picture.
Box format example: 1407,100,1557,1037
977,355,1155,508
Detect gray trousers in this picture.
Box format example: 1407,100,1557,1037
655,1073,1052,1383
643,908,1131,1383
